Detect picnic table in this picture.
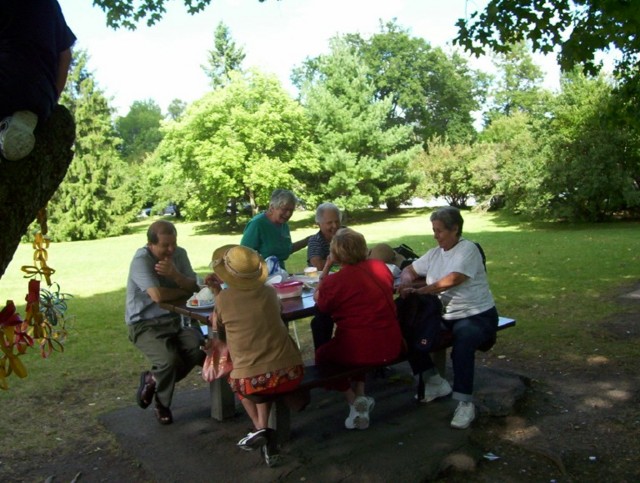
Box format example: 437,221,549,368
159,283,515,436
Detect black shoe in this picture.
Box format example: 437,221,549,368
261,429,280,467
136,371,156,409
237,428,268,451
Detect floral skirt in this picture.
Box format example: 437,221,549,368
229,364,304,399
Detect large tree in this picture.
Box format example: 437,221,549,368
487,42,552,120
153,69,318,226
116,98,164,163
296,36,421,211
48,50,136,241
340,20,483,145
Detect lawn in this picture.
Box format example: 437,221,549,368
0,208,638,465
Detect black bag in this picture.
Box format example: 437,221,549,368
395,293,444,374
393,243,419,260
393,243,420,269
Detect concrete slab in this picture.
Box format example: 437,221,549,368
99,363,527,482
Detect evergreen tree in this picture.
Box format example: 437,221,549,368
201,22,246,89
296,36,421,211
48,50,136,241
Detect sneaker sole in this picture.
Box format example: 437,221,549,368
237,432,268,451
451,416,474,429
353,398,375,430
1,111,38,161
261,444,280,467
416,388,452,403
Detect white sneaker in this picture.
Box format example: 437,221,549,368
0,111,38,161
450,401,476,429
417,378,452,403
345,396,375,430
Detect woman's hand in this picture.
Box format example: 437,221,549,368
204,273,223,295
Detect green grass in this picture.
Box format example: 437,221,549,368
0,209,639,463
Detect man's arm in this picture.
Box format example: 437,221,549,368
146,257,198,303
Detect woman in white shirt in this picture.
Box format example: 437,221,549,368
399,206,498,430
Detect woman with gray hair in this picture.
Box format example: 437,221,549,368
240,189,310,270
398,206,498,430
307,202,342,270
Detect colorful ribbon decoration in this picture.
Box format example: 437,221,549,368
1,206,67,389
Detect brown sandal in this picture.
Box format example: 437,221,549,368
155,402,173,425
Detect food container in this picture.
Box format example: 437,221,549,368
272,280,304,299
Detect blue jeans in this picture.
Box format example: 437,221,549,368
424,306,498,402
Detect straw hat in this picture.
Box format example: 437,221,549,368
368,243,405,268
210,245,268,290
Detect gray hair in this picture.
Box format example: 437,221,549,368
430,206,464,237
269,189,297,209
315,202,342,223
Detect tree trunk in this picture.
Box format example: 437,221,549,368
0,105,75,279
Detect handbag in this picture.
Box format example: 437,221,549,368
202,337,233,382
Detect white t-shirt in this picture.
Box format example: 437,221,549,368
412,238,494,320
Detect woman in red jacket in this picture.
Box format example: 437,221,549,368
313,228,403,430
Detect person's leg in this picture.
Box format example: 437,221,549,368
449,308,498,429
129,319,181,409
449,308,498,401
240,397,261,429
175,326,206,381
310,310,334,350
345,377,375,430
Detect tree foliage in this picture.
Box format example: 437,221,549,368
488,42,552,120
93,0,270,29
166,98,187,121
115,99,164,163
295,20,482,147
153,70,318,226
48,50,136,241
202,22,246,89
542,69,640,220
295,36,421,212
455,0,640,80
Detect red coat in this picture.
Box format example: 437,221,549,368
315,259,403,366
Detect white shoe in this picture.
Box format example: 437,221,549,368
0,111,38,161
450,401,476,429
345,396,375,430
417,378,452,403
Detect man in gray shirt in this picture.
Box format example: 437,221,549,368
125,220,205,425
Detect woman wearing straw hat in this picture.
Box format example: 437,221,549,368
207,245,303,467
